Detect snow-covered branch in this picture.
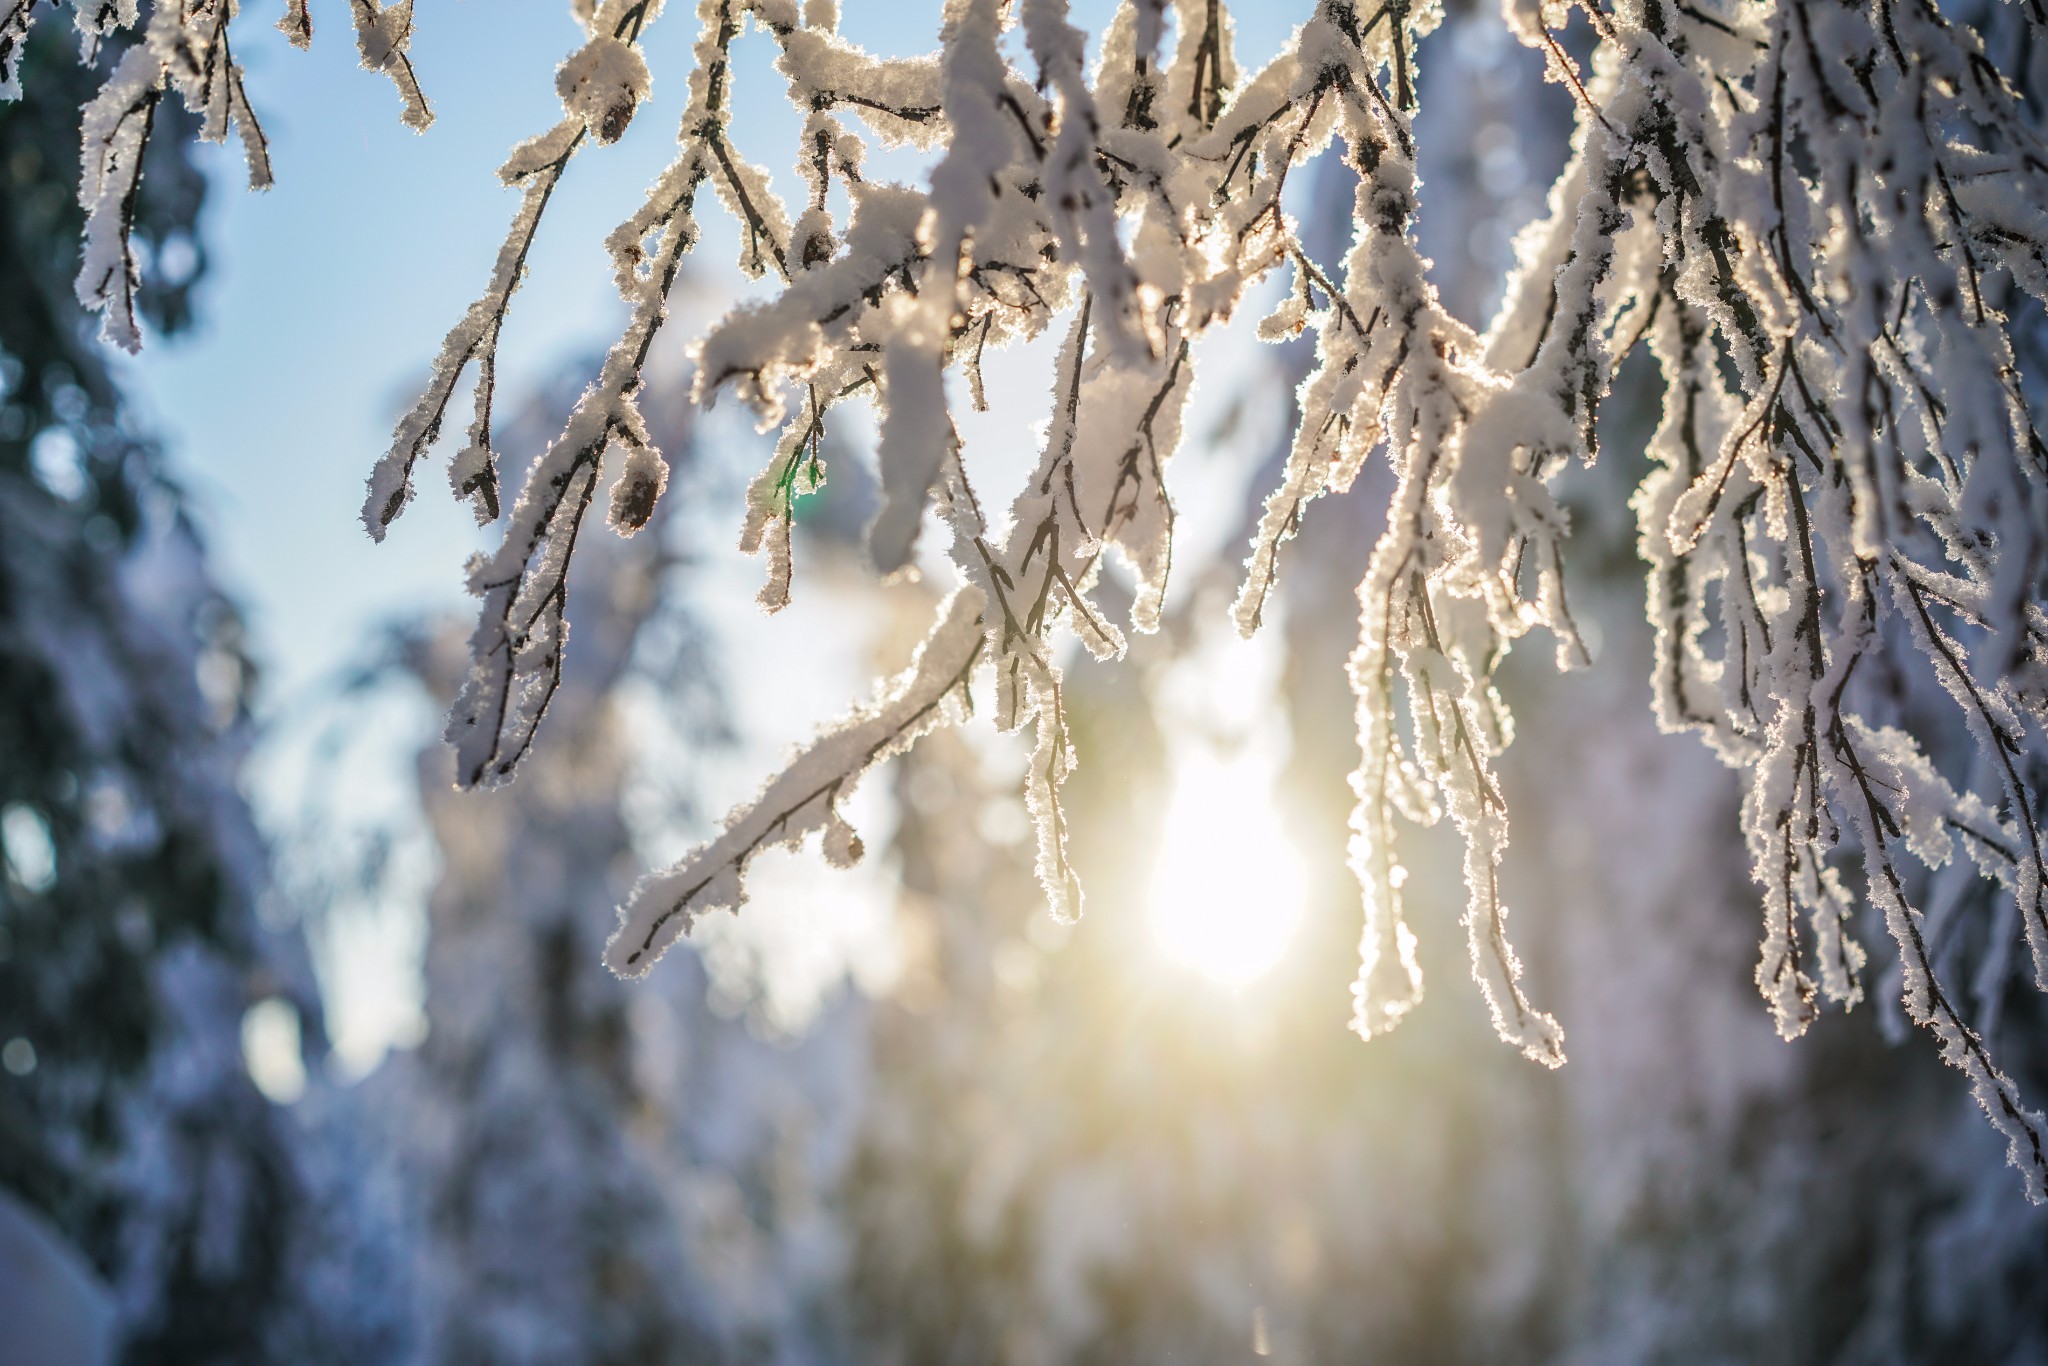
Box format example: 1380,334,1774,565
32,0,2048,1196
403,0,2048,1194
14,0,428,348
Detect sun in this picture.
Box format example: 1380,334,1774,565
1148,744,1307,990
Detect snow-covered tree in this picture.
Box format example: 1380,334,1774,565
17,0,2048,1201
0,23,403,1361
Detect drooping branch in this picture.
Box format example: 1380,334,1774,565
28,0,2048,1199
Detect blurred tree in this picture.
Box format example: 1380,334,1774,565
0,23,402,1364
315,365,866,1363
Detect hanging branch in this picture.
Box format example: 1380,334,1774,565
28,0,2048,1198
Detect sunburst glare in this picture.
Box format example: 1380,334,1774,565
1148,741,1307,990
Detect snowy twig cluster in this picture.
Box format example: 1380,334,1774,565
29,0,2048,1195
5,0,429,350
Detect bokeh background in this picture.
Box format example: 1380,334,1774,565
5,2,2048,1362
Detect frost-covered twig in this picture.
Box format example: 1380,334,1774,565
350,0,431,131
607,584,986,976
17,0,428,348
